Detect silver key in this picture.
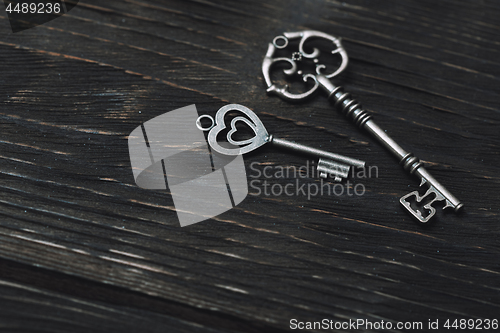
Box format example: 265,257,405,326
197,104,365,181
262,30,463,222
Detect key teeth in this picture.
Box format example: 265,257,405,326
419,177,427,187
401,177,463,223
421,178,456,211
444,199,454,210
404,198,423,219
400,191,436,223
425,186,445,202
317,158,350,180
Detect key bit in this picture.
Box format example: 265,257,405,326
261,30,463,222
400,166,463,223
317,158,350,182
196,104,365,181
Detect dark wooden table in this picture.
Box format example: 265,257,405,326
0,1,499,332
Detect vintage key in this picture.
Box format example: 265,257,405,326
262,30,463,222
196,104,365,181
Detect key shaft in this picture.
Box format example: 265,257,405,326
268,135,366,168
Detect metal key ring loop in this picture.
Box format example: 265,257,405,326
196,115,215,131
272,36,288,49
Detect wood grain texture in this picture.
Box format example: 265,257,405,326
0,0,499,332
